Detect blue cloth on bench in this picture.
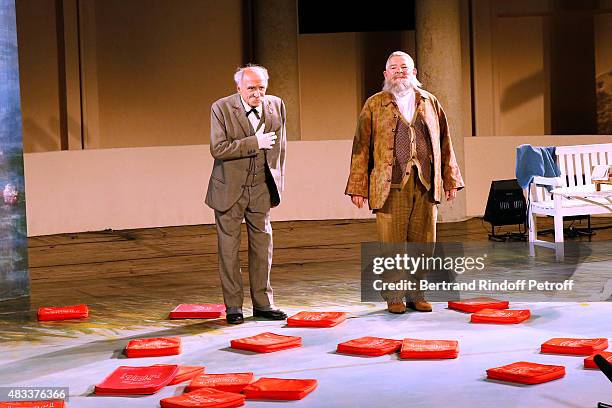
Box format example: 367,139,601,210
515,145,561,191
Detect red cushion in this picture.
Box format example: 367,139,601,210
153,365,205,385
399,339,459,359
187,373,254,393
230,332,301,353
337,336,402,356
94,365,179,395
584,351,612,369
125,337,181,357
286,311,347,327
448,297,509,313
541,338,608,356
160,387,245,408
242,378,317,400
37,304,88,321
0,402,66,408
471,309,530,324
486,361,565,384
169,304,226,319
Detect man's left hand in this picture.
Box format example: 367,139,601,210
445,188,458,201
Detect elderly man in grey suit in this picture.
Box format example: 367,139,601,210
205,65,287,325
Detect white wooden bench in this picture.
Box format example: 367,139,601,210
527,143,612,260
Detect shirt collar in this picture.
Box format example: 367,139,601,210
382,87,428,106
394,89,415,104
240,96,263,115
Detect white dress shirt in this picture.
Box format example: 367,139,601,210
241,97,263,132
395,90,416,123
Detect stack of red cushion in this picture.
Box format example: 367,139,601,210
399,339,459,359
336,336,402,356
187,373,254,393
160,387,245,408
448,297,509,313
242,378,317,400
230,333,301,353
470,309,530,324
169,304,226,319
37,304,89,321
0,402,67,408
286,311,347,328
541,338,608,355
584,351,612,369
486,361,565,384
124,337,182,357
153,365,205,385
94,365,179,395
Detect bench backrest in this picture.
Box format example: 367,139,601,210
529,143,612,204
555,143,612,188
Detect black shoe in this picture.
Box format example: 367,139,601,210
253,309,287,320
226,313,244,325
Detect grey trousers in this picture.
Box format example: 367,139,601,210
214,182,274,314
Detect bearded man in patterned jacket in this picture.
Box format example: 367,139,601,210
345,51,464,314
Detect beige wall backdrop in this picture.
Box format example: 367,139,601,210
17,1,421,149
25,135,612,236
298,33,361,141
471,0,612,138
594,4,612,135
495,16,548,136
17,0,612,149
17,0,243,151
471,0,551,137
16,0,61,152
83,0,243,149
298,30,419,141
24,141,375,236
595,10,612,76
14,0,612,235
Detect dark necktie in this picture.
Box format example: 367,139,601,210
246,108,260,120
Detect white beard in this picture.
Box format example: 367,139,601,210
382,77,414,97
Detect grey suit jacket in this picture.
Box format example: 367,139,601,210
205,93,287,212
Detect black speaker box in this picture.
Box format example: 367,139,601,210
484,179,526,227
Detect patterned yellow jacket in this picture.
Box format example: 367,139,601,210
345,89,464,209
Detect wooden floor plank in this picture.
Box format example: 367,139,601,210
2,216,610,342
25,217,612,285
28,221,376,267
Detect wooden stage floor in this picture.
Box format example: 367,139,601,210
0,217,610,407
2,217,611,339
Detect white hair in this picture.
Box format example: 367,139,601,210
233,64,269,85
385,51,422,88
385,51,414,70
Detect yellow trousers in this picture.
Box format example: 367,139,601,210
376,167,437,302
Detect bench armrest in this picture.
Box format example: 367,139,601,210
532,176,563,187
